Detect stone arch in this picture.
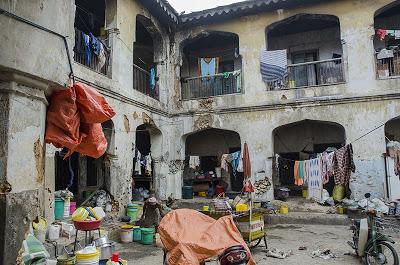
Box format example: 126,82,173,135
272,119,346,196
182,128,244,193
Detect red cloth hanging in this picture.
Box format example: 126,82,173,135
242,142,254,192
376,29,387,41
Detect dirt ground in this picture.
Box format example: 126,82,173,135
116,224,400,264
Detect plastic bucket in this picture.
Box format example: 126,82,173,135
182,186,193,199
57,255,76,265
280,203,289,215
127,208,138,222
70,201,77,216
133,226,142,242
54,198,65,220
120,227,133,243
140,228,154,245
33,229,46,243
76,249,99,265
302,189,308,198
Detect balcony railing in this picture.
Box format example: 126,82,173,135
268,58,345,90
133,64,159,100
376,49,400,78
181,70,242,100
73,28,110,76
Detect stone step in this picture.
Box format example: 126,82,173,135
265,211,351,226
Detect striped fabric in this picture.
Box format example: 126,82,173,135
260,49,288,83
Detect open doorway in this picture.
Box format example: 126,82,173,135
54,121,114,204
385,117,400,200
132,123,162,201
273,120,346,197
183,128,242,198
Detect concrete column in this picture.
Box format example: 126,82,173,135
0,76,48,265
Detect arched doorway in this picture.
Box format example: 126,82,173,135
132,123,162,199
180,31,242,99
273,120,346,197
374,2,400,78
183,128,242,196
384,117,400,200
265,14,344,89
54,120,115,203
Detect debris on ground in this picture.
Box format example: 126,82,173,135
311,249,336,260
265,248,293,259
298,246,307,251
89,189,113,212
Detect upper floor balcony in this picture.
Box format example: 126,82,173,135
74,28,111,76
265,14,345,90
374,2,400,79
180,31,242,100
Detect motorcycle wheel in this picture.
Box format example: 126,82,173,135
364,241,399,265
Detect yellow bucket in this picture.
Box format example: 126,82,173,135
199,191,207,197
72,207,89,222
337,207,344,214
236,203,249,212
302,189,308,198
76,249,99,260
280,203,289,215
202,205,209,211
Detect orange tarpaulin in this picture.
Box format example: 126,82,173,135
159,209,256,265
45,82,115,158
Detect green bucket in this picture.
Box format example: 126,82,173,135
54,198,64,220
127,208,138,221
140,228,155,245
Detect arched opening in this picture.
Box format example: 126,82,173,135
273,120,346,197
374,2,400,78
73,0,110,75
132,123,162,200
183,128,242,196
133,15,163,100
265,14,344,90
54,120,115,204
384,117,400,200
180,31,242,100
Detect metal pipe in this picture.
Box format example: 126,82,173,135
0,8,75,82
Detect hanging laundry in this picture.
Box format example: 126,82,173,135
260,49,288,83
145,153,152,175
294,161,303,186
298,160,305,184
321,152,335,185
231,151,241,177
135,150,142,175
386,30,395,37
332,144,355,185
395,151,400,177
97,44,106,70
150,68,156,90
82,32,91,65
307,158,323,201
395,30,400,40
303,160,310,185
189,156,200,169
377,48,394,60
237,151,244,173
221,154,232,172
198,57,219,78
376,29,387,41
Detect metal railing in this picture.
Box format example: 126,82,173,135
133,64,159,100
181,70,242,100
268,58,345,90
73,28,110,76
376,50,400,78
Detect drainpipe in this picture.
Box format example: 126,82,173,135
0,8,75,83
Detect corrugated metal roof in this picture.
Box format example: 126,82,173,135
179,0,330,26
141,0,333,28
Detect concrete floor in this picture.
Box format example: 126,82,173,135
116,224,400,264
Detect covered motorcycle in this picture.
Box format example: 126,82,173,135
159,209,256,265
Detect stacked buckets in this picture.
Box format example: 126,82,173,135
76,248,100,265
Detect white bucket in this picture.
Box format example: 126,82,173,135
48,224,60,241
33,229,46,243
120,228,133,243
76,258,99,265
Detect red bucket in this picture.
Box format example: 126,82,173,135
73,220,101,231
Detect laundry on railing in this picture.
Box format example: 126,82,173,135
198,57,220,80
260,49,288,84
376,28,400,41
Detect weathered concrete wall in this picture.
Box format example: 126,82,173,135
0,80,47,265
0,0,75,87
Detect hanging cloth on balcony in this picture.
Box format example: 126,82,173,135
150,68,156,90
82,32,91,65
260,49,287,83
198,57,219,80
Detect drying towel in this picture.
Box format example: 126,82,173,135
198,58,219,77
321,152,334,185
260,49,288,83
332,144,355,185
307,158,323,201
189,156,200,169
